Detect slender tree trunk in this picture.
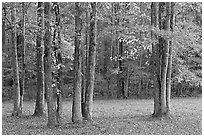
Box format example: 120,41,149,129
54,2,63,124
151,2,159,116
114,2,121,99
124,64,129,98
72,2,83,123
33,2,45,117
166,2,174,114
138,44,143,96
19,2,26,114
11,3,22,117
2,15,5,49
81,8,89,118
84,2,97,121
44,2,58,127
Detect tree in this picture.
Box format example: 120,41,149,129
19,2,26,115
52,2,63,123
83,2,97,121
151,2,173,117
11,3,22,116
44,2,58,127
81,4,89,118
72,2,83,123
33,2,45,117
166,2,174,114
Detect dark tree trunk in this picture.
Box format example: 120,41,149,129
44,2,58,127
20,2,26,112
2,15,5,49
84,2,97,121
124,64,129,98
11,3,22,117
33,2,45,117
81,8,89,118
72,2,83,123
151,2,172,117
166,2,174,114
151,2,160,116
53,2,63,124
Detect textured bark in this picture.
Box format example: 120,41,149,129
11,4,22,116
53,2,63,124
151,2,160,116
20,2,26,113
44,2,58,127
72,2,83,123
33,2,45,117
151,2,172,117
113,3,121,99
2,15,5,49
159,2,168,114
166,2,174,114
84,2,97,121
81,8,89,118
124,65,129,98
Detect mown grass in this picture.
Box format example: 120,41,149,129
2,97,202,135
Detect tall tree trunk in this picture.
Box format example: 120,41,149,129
53,2,63,124
33,2,45,117
20,2,26,112
114,2,121,99
151,2,160,116
72,2,83,123
166,2,174,114
118,40,126,99
44,2,58,127
11,3,22,116
84,2,97,121
81,8,89,118
151,2,171,117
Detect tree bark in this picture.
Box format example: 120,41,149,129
81,8,89,118
19,2,26,113
2,13,5,49
151,2,172,117
84,2,97,121
166,2,174,114
11,3,22,117
151,2,160,116
72,2,83,123
33,2,45,117
53,2,63,124
44,2,58,127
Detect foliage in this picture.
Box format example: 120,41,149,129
2,2,202,100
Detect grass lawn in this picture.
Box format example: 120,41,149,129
2,97,202,135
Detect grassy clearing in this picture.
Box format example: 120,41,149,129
2,97,202,135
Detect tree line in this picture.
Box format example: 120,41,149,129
2,2,202,127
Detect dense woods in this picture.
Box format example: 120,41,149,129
2,2,202,127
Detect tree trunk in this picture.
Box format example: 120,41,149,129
11,3,22,117
54,2,63,124
151,2,172,117
151,2,160,116
72,2,83,123
2,14,5,49
84,2,97,121
81,8,89,118
124,64,129,98
44,2,58,127
166,2,174,114
33,2,45,117
19,2,26,114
